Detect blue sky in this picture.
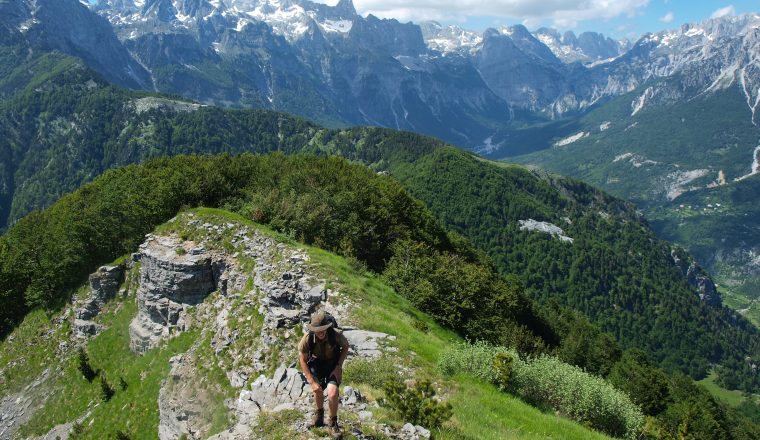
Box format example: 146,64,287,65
323,0,759,40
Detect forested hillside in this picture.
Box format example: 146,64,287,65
4,154,760,438
1,60,760,392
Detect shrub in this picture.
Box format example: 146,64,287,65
77,348,97,382
438,342,643,439
437,340,511,383
100,374,115,401
380,380,452,430
70,421,85,438
493,352,514,390
411,318,429,333
510,354,644,439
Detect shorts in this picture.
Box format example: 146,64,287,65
308,359,340,390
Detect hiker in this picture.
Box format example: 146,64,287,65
298,310,350,438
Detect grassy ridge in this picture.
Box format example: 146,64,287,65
9,209,612,439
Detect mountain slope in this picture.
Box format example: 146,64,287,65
505,75,760,326
2,73,760,391
1,208,616,440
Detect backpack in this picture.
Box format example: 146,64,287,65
307,313,342,359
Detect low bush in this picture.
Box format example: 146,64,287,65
437,341,511,384
439,342,644,439
511,355,643,439
77,348,97,382
380,380,452,430
100,374,115,402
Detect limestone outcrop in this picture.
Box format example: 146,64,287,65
73,265,124,338
129,234,229,354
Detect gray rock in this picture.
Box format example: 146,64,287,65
342,329,396,358
342,386,363,405
72,265,125,338
73,319,102,338
358,410,373,421
0,369,52,440
402,423,416,435
415,425,431,439
672,250,722,307
129,236,225,354
38,421,74,440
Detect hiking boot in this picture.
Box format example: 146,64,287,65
309,408,324,428
328,415,342,439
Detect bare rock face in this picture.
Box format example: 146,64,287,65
671,249,722,307
73,265,124,338
129,235,226,354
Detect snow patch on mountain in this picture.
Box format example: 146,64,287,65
519,219,573,243
599,121,611,131
419,21,481,54
244,1,311,39
320,19,352,33
554,132,589,147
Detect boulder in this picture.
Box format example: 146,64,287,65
342,329,396,357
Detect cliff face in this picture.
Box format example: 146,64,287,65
128,234,228,354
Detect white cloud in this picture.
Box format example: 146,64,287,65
316,0,651,29
659,11,674,23
710,5,736,19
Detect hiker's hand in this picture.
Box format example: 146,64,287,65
331,365,342,383
310,381,322,393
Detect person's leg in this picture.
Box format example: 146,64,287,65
326,382,341,438
314,387,325,409
326,383,339,417
309,366,326,427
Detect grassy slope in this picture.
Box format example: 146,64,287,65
5,208,611,440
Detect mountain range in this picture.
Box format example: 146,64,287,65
3,0,752,150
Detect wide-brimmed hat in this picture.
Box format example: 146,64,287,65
308,310,333,332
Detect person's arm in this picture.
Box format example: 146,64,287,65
299,336,321,393
331,333,351,381
300,352,321,392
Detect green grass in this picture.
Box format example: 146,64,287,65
440,375,611,440
19,295,197,439
697,372,747,408
0,307,71,396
